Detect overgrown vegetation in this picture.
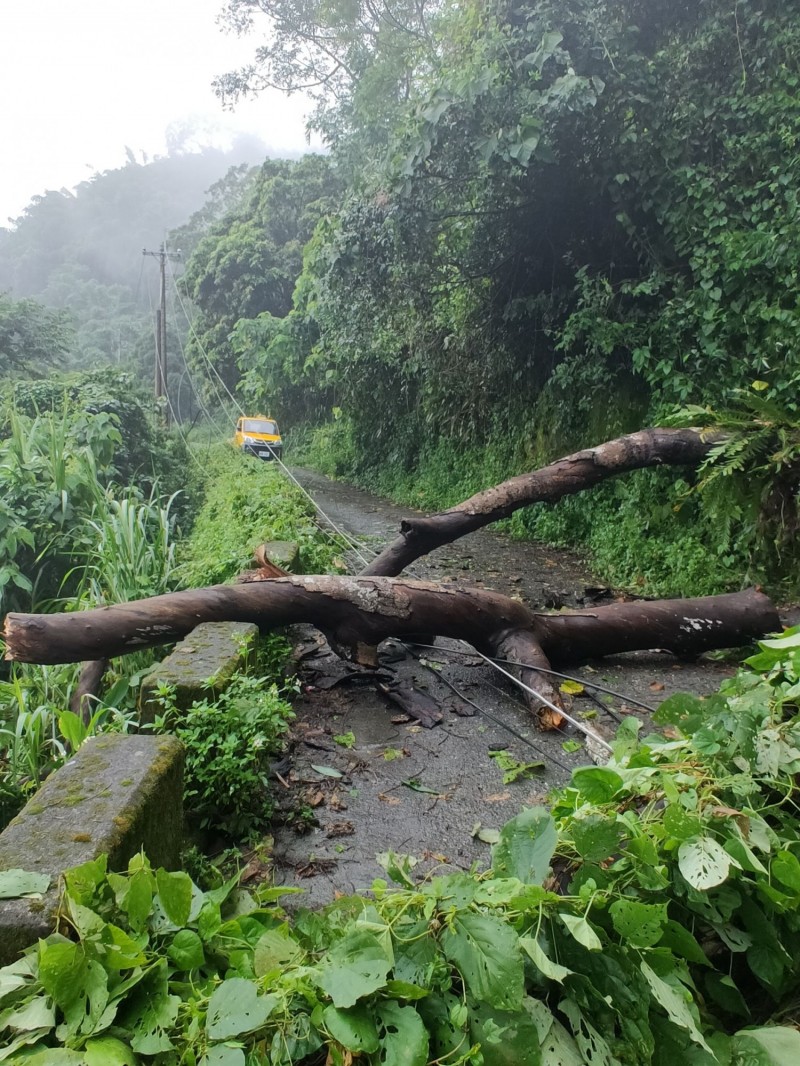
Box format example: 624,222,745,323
6,630,800,1062
152,670,295,840
0,375,339,836
172,0,800,595
178,444,343,587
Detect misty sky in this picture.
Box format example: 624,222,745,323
0,0,316,223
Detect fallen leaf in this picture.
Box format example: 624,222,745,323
391,714,411,724
307,790,326,808
421,851,449,862
402,778,440,795
649,682,665,692
484,791,511,803
311,764,344,778
378,793,401,806
326,821,355,838
329,791,347,811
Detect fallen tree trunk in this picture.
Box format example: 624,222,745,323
3,579,777,722
361,427,719,576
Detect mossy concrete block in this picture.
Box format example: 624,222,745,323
263,540,301,573
0,733,183,965
138,620,259,726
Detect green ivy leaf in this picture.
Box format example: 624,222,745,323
374,1001,429,1066
206,979,277,1040
84,1036,138,1065
167,929,205,971
322,1004,380,1053
571,814,623,862
442,912,524,1011
316,931,391,1008
155,870,193,928
678,837,738,890
570,767,624,803
0,869,50,899
609,899,668,948
492,807,557,884
558,913,603,952
254,926,304,976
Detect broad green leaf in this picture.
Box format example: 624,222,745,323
492,807,557,884
609,899,668,948
571,814,623,862
167,929,205,971
560,997,616,1065
679,837,738,890
664,805,703,841
652,693,705,731
155,870,193,927
63,856,107,905
770,850,800,893
659,920,711,966
316,931,391,1008
558,913,602,951
469,1001,542,1066
527,998,584,1065
14,1052,84,1065
323,1004,380,1053
0,993,55,1032
385,979,430,1001
731,1025,800,1064
640,960,711,1053
0,869,50,898
38,941,87,1009
311,764,343,778
200,1047,246,1066
254,926,303,976
206,979,276,1040
84,1036,138,1064
570,767,624,803
375,1002,429,1066
124,870,154,931
442,912,524,1011
520,936,573,982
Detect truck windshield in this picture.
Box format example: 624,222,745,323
243,419,278,434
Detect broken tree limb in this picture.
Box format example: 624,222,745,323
69,658,109,725
360,427,720,577
3,580,778,724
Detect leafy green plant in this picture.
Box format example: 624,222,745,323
8,632,800,1059
153,673,294,839
178,444,345,587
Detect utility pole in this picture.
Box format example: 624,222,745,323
143,243,181,426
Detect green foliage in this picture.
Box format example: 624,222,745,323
0,292,72,375
178,443,343,587
201,0,800,594
11,628,800,1060
181,154,341,396
151,673,294,839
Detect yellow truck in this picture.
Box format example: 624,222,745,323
233,416,283,461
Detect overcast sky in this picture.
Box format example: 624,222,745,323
0,0,317,224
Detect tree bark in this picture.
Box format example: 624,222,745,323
3,578,776,665
69,658,109,725
360,427,719,577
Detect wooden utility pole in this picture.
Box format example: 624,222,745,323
143,244,181,426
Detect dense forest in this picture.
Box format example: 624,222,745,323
180,0,800,596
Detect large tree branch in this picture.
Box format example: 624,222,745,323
3,580,777,725
360,427,719,576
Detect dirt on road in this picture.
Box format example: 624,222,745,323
265,468,749,905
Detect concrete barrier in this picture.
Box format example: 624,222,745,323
0,733,183,964
138,620,259,726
